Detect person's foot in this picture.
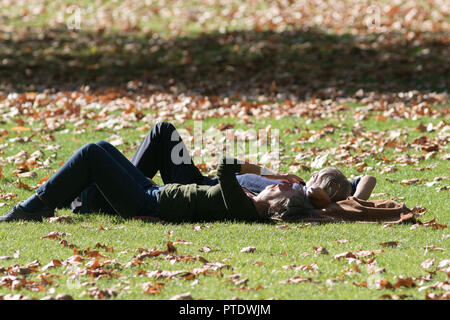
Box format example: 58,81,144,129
0,205,54,222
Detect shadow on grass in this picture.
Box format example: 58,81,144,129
0,26,448,98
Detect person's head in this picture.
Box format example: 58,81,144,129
254,183,315,220
306,167,351,202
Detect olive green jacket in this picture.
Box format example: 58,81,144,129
159,158,261,222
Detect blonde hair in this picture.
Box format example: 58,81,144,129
310,167,351,202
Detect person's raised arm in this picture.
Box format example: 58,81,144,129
217,158,260,221
239,162,304,184
353,175,376,200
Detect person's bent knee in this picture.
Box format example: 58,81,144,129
81,142,101,158
155,121,176,133
82,142,98,151
95,140,111,149
151,121,176,139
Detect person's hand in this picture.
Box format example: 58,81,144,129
146,177,160,186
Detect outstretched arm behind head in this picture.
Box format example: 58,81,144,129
306,187,331,209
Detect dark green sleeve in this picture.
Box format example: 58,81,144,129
217,157,260,221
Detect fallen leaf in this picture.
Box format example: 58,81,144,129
400,178,421,185
279,276,313,284
170,292,194,300
40,231,72,240
425,292,450,300
311,154,328,169
47,216,73,223
420,258,435,269
199,246,212,253
313,246,329,255
59,239,77,249
332,239,349,245
143,282,164,295
240,246,256,253
380,241,399,248
40,294,73,300
394,277,416,288
85,287,118,299
334,252,357,260
380,294,411,300
423,244,445,254
353,281,367,287
173,238,193,245
375,280,395,290
94,243,114,252
167,241,177,254
283,264,319,272
354,250,383,258
42,259,62,271
438,259,450,268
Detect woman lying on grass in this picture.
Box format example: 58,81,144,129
2,140,341,223
0,122,376,223
68,122,376,216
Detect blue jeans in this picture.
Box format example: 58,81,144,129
36,141,160,218
70,122,217,215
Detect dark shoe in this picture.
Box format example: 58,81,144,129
0,205,54,222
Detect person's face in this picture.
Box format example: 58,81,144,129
256,183,297,204
306,170,321,188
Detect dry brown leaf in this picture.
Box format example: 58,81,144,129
240,246,256,253
394,277,416,288
334,252,357,260
313,246,329,255
380,241,399,248
94,243,114,252
167,241,177,254
353,281,367,287
332,239,349,245
173,238,193,245
279,276,313,284
375,280,395,290
40,231,72,240
425,292,450,300
143,282,164,295
85,287,118,299
170,292,194,300
42,259,62,271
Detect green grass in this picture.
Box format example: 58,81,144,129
0,111,448,300
0,213,448,300
0,0,448,301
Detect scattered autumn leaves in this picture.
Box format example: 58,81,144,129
0,225,242,300
0,217,449,300
0,0,449,301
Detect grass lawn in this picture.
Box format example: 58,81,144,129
0,114,448,300
0,0,449,300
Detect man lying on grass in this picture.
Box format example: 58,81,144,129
0,122,376,223
68,122,376,216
